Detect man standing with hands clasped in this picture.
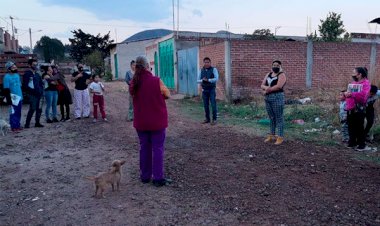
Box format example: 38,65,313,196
197,57,219,125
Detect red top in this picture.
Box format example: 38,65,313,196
130,70,168,131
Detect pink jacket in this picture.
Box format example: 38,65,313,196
345,79,370,111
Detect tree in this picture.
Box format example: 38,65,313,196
318,12,346,42
244,29,275,40
83,50,104,76
33,36,65,62
68,29,113,62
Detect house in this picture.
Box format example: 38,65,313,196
145,30,244,97
109,29,172,80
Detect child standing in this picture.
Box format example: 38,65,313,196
364,85,379,141
89,75,107,122
339,90,349,143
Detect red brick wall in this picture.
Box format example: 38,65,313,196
230,40,307,99
199,41,225,99
200,39,380,100
312,42,372,90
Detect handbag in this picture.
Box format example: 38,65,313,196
56,82,65,92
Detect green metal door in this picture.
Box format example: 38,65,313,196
158,38,174,89
114,54,118,79
154,51,158,76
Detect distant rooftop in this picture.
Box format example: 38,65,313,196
122,29,173,43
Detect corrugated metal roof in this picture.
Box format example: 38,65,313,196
122,29,172,43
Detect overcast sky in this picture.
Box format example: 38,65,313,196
1,0,379,47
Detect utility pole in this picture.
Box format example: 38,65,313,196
10,16,15,38
29,28,32,54
172,0,175,35
177,0,179,39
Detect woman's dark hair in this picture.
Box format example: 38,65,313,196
130,60,135,65
355,67,368,78
130,56,149,96
272,60,282,65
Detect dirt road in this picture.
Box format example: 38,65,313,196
0,81,379,225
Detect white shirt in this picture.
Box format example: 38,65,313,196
89,82,104,95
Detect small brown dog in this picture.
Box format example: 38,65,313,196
85,160,126,198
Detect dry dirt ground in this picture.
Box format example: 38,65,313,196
0,81,379,226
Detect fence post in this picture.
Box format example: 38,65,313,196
225,40,232,103
306,39,313,89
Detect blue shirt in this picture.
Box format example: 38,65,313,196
3,73,23,100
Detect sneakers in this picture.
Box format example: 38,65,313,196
52,118,59,123
65,117,71,122
274,136,284,145
210,120,217,125
264,135,276,143
46,119,53,123
93,119,97,123
103,118,108,122
356,145,373,152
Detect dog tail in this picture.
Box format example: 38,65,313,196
83,176,96,181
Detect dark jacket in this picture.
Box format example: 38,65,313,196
23,70,44,97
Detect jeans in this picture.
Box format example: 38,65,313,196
45,91,58,120
202,88,217,121
25,95,42,126
9,101,22,129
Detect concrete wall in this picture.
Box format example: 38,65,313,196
111,39,155,80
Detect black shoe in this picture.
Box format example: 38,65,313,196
60,118,66,122
152,178,172,187
201,119,210,124
35,123,44,128
46,119,53,123
65,117,71,121
84,116,90,119
141,179,151,184
75,117,81,120
52,118,59,123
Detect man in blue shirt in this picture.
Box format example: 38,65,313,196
3,61,23,132
197,57,219,125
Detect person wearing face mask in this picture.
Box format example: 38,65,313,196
344,67,371,151
260,60,287,145
23,59,44,128
71,63,91,119
3,61,23,132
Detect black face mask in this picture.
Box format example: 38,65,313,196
272,67,280,73
352,76,358,82
11,69,18,73
78,67,83,72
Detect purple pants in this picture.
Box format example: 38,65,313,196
137,129,166,181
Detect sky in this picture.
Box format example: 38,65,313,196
1,0,379,48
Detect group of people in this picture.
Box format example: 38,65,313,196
3,55,377,189
2,60,108,132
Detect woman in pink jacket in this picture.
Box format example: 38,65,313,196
344,67,370,151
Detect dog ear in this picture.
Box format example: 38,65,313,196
120,160,126,165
